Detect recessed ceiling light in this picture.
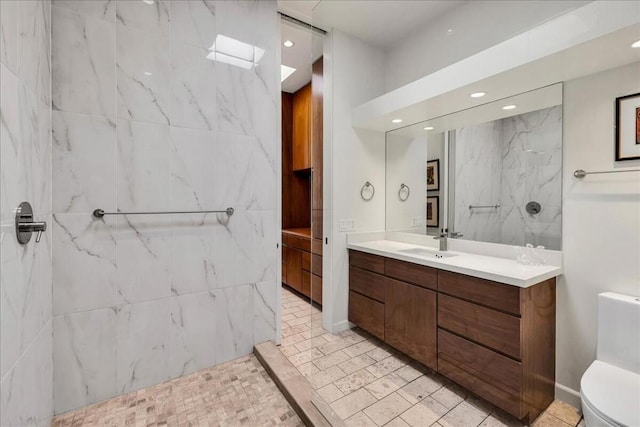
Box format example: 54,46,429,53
143,0,155,4
281,65,296,82
144,71,152,76
470,92,485,98
392,119,403,124
502,105,517,110
632,39,640,48
283,40,294,48
424,126,434,130
447,29,453,34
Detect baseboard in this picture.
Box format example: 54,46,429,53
555,383,582,412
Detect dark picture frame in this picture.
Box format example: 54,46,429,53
615,92,640,161
426,196,439,228
426,159,440,191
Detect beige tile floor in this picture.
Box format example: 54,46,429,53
280,286,584,427
52,355,303,426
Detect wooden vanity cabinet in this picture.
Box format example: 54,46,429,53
347,249,556,424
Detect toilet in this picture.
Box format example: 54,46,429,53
580,293,640,427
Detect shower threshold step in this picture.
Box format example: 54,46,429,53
254,341,343,427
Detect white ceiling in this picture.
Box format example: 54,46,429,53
278,0,466,49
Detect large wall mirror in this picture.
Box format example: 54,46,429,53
386,83,563,250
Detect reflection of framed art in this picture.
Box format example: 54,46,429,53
426,196,439,228
426,159,440,191
615,92,640,161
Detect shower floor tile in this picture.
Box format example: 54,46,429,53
279,286,582,427
52,355,302,426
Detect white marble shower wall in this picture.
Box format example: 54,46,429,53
50,0,279,414
0,0,53,425
501,106,563,250
454,106,562,249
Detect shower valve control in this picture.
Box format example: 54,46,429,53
15,202,47,244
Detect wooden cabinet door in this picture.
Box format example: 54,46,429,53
292,84,311,171
385,278,437,369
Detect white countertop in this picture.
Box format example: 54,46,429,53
347,239,562,288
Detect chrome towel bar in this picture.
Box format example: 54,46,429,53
469,204,500,210
574,168,640,178
92,207,234,219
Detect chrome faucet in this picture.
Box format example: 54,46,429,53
435,230,448,251
434,229,464,251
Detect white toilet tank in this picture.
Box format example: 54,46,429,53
597,292,640,375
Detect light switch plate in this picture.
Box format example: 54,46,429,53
339,219,355,232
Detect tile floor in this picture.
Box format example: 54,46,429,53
280,286,584,427
52,355,303,426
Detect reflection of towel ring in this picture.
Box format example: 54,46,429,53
360,181,375,201
399,184,410,202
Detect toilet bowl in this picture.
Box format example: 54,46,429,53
580,293,640,427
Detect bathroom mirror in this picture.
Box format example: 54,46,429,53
385,83,563,250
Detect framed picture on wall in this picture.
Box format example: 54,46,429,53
426,159,440,191
426,196,439,228
615,92,640,161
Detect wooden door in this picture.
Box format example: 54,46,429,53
385,278,437,369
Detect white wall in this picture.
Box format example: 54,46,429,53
323,30,386,333
557,62,640,406
384,1,590,92
386,133,427,232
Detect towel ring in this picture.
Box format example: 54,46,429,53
399,184,410,201
360,181,375,201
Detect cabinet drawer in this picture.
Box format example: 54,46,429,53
312,274,322,305
349,250,384,274
302,251,311,272
438,329,522,396
349,291,384,340
287,235,311,252
438,294,521,360
439,270,520,315
438,354,525,419
385,258,437,291
302,271,311,297
312,254,322,277
312,238,323,256
349,266,386,303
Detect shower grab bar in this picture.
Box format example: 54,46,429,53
573,168,640,178
92,207,234,219
469,204,500,210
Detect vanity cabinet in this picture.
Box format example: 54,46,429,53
347,249,556,423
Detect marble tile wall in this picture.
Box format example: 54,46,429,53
50,0,279,415
454,106,562,250
0,0,54,425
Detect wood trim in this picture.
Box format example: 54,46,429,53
438,294,521,360
385,258,438,291
348,250,385,274
438,270,521,316
348,291,384,340
349,266,386,303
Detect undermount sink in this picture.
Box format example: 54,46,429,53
397,247,459,259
